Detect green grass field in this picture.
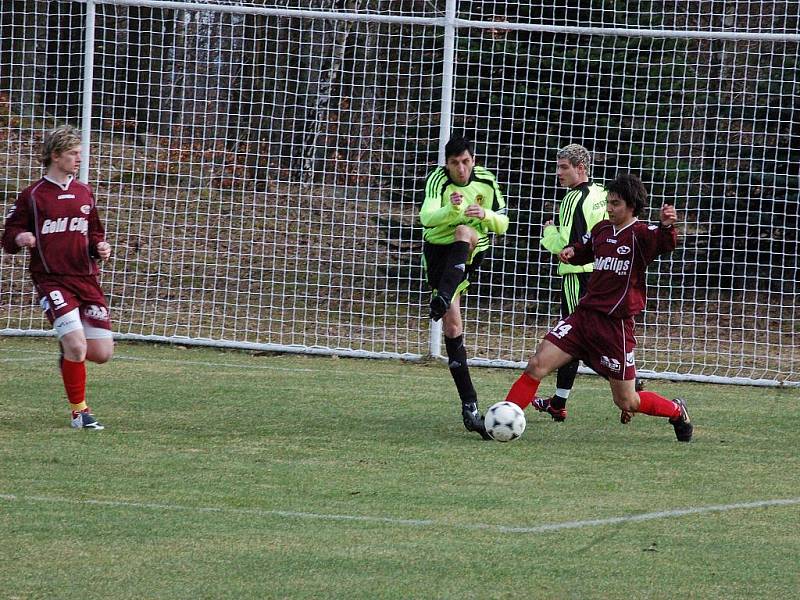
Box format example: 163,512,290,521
1,336,798,599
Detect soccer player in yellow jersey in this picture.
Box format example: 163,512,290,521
419,136,509,439
534,144,608,421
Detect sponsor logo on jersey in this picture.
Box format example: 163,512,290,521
593,256,631,275
84,304,109,321
648,225,658,230
600,355,621,372
606,238,618,244
80,204,91,214
41,216,88,235
58,194,76,200
617,245,631,255
475,195,484,205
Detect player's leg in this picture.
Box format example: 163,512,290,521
37,280,106,430
423,243,487,439
85,335,114,364
506,339,574,411
429,225,477,321
534,273,585,420
75,295,114,428
608,379,692,441
55,316,103,430
441,291,489,440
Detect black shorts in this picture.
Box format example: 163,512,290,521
422,242,486,291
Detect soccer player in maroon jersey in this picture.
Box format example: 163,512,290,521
504,173,693,441
2,125,114,430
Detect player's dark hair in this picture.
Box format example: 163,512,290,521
606,173,647,217
444,136,473,159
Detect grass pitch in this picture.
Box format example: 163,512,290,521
1,336,798,599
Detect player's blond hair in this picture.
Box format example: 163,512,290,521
556,144,592,177
40,125,82,167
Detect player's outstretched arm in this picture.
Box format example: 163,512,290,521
660,204,677,227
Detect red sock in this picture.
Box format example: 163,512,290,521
637,390,680,419
505,372,540,410
61,358,87,412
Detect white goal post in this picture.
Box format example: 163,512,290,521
1,0,798,387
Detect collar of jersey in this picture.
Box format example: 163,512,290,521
43,174,74,191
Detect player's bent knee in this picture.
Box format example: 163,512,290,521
88,348,113,364
613,395,638,412
525,356,549,381
85,329,114,363
453,225,478,247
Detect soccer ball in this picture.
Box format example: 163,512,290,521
484,401,526,442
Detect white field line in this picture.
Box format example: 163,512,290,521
0,350,443,380
0,357,44,363
1,493,798,535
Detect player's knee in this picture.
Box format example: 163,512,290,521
525,355,548,380
613,393,638,412
86,337,114,364
91,350,113,364
443,321,461,338
62,342,88,362
453,225,478,247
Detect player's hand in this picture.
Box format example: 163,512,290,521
559,247,575,262
450,192,464,206
96,241,112,261
660,204,677,227
464,204,485,219
14,232,36,248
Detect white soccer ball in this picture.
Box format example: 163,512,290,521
484,401,526,442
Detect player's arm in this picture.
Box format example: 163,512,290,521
480,206,509,235
480,178,509,235
88,200,111,261
86,190,109,260
419,168,461,227
464,169,508,234
540,189,578,254
560,229,595,265
654,203,678,254
1,193,34,253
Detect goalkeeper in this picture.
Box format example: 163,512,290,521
534,144,609,422
419,135,509,439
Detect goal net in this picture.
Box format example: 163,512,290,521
1,0,797,386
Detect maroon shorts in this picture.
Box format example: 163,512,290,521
544,305,637,381
33,274,112,332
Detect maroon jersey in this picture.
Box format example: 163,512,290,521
568,219,677,318
1,176,105,276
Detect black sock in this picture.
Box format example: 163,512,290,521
445,334,477,405
555,359,579,397
436,241,470,303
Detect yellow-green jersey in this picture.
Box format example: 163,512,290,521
540,181,607,275
419,165,509,256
